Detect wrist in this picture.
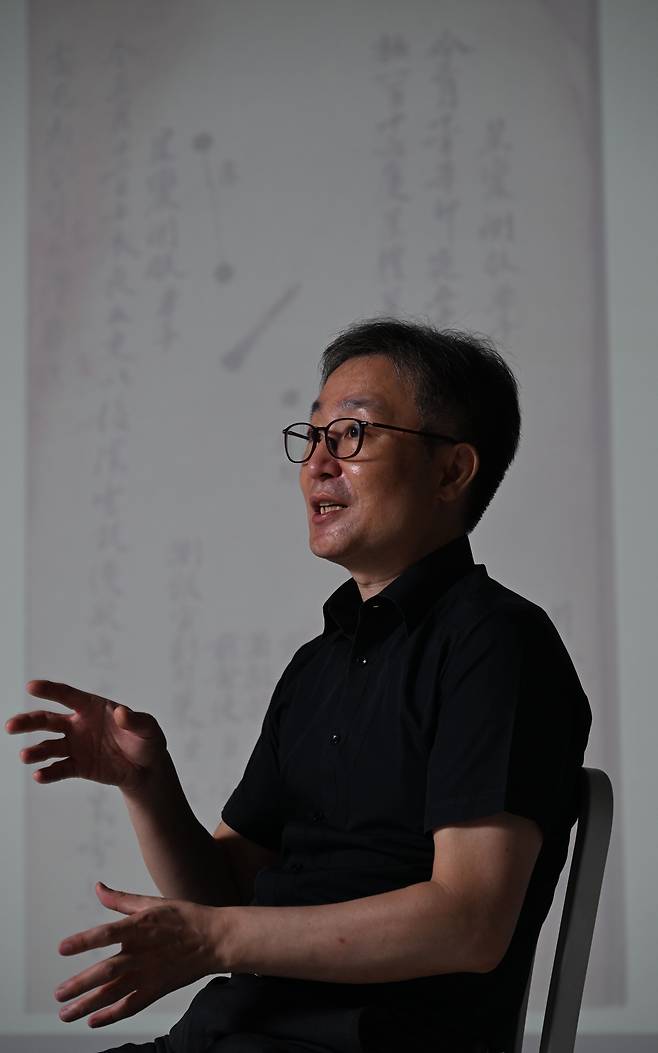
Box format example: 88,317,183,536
209,905,243,974
120,748,175,802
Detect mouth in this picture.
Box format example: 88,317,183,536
310,498,348,524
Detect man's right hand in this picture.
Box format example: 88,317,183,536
5,681,168,792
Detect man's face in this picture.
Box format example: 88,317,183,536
299,354,448,577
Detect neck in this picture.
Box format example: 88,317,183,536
350,531,464,602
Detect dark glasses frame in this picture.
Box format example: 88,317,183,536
282,417,461,463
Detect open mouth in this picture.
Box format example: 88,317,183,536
310,498,348,523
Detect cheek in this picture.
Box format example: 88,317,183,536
351,458,409,493
350,469,412,522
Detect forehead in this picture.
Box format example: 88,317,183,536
311,354,414,419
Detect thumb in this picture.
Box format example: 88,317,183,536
113,704,160,739
96,881,164,915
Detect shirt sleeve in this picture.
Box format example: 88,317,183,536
221,670,290,853
424,604,591,838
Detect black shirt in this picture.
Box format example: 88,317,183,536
222,535,592,1051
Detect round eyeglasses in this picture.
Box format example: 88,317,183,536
282,417,461,463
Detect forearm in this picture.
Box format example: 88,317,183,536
220,879,495,983
121,751,241,906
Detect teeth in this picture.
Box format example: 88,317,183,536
319,504,343,515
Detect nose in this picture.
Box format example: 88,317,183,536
305,433,341,479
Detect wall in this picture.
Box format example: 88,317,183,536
0,1,656,1049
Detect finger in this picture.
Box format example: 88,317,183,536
19,736,69,766
25,680,105,713
59,916,133,956
88,986,155,1028
55,950,128,1003
113,705,163,741
5,710,68,735
95,882,164,916
58,975,138,1024
32,758,77,784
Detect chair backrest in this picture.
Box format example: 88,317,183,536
511,767,614,1053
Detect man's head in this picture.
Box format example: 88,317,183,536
292,317,520,588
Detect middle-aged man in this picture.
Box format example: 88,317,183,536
7,318,592,1053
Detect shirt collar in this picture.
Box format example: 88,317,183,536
322,534,476,639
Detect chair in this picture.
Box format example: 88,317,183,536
511,767,614,1053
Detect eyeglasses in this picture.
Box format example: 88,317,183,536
282,417,461,463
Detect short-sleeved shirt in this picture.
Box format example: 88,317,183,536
222,534,592,1051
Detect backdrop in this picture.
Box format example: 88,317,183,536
5,0,641,1046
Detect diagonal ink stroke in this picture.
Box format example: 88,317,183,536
220,282,302,371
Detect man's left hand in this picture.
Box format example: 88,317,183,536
54,882,228,1027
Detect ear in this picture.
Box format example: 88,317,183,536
436,442,479,506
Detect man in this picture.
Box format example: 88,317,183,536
7,318,592,1053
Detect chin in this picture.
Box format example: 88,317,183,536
308,534,351,566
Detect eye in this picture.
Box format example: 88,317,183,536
332,420,361,441
325,419,364,457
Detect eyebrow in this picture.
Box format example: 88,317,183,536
309,395,388,417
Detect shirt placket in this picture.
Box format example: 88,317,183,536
329,604,383,827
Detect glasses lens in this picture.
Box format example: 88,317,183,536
284,424,315,462
326,419,362,458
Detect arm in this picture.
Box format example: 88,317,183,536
53,810,542,1027
6,681,275,907
221,811,542,981
121,756,277,905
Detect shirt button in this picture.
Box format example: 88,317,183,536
357,656,368,665
290,862,304,873
330,732,342,745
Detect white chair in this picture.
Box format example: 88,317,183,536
511,767,614,1053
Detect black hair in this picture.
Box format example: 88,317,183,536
319,317,521,532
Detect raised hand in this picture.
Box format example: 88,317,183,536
54,882,225,1027
6,681,167,791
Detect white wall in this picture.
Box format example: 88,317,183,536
0,0,28,1042
594,0,658,1036
0,1,656,1049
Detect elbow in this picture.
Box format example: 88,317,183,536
472,928,512,974
454,902,511,974
474,949,503,974
424,882,513,975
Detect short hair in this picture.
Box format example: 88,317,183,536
319,317,521,533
